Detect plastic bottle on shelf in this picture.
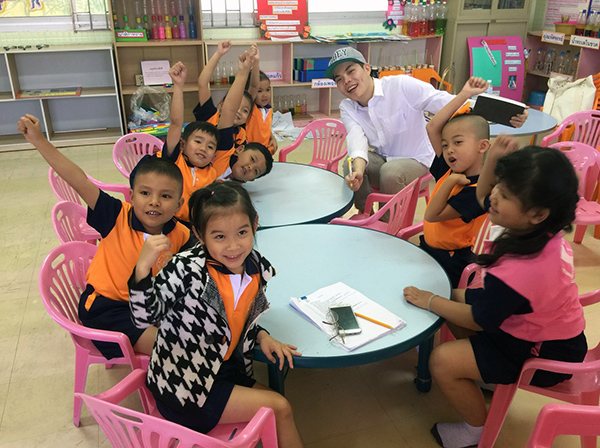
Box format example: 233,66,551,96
301,94,307,115
214,63,221,85
543,49,554,75
220,61,228,85
418,0,427,36
571,53,579,77
533,47,545,72
591,11,600,38
177,0,186,39
170,2,179,38
427,0,436,35
485,80,493,95
564,50,572,75
409,0,419,37
556,52,565,74
228,62,235,85
157,16,166,39
295,94,302,115
584,10,595,36
436,0,447,35
575,9,587,36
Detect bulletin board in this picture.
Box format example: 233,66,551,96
257,0,309,40
467,36,524,102
0,0,64,16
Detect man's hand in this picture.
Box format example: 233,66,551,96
510,108,529,128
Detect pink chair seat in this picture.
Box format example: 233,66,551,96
527,403,600,448
51,201,100,244
278,119,348,174
49,167,131,204
39,242,149,426
77,368,278,447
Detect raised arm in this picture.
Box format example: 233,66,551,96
426,77,488,157
163,61,187,156
476,134,520,207
247,43,260,99
218,48,254,129
18,114,100,209
197,40,232,106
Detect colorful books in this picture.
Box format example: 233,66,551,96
16,87,81,99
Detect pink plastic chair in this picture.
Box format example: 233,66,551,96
51,201,100,244
541,110,600,149
372,172,433,207
278,119,348,174
77,368,278,448
113,132,163,179
49,167,131,204
478,287,600,448
527,402,600,448
330,178,419,237
39,242,149,427
549,142,600,244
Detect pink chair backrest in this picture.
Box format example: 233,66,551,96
113,133,163,179
78,369,278,448
51,201,100,244
49,167,84,206
541,110,600,149
39,241,96,327
381,178,420,236
304,119,348,172
549,141,600,199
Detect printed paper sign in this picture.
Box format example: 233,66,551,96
257,0,308,40
569,35,600,50
541,31,565,45
312,79,336,88
141,60,172,86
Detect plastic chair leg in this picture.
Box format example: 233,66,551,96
72,349,89,427
478,384,519,448
573,224,587,244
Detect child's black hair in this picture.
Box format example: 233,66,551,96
221,90,254,112
129,155,183,195
182,121,220,146
445,113,490,140
188,181,258,239
259,71,270,83
477,146,578,267
242,142,273,178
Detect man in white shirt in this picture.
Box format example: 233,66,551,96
326,47,527,212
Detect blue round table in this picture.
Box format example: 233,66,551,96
244,162,354,229
489,108,557,143
254,224,452,394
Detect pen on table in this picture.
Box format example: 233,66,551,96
355,312,394,330
348,157,353,188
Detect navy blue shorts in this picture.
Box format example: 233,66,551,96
154,360,256,434
78,286,146,359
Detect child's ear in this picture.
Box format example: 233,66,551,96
192,227,203,244
234,144,245,155
479,139,491,153
528,207,550,226
176,196,184,214
253,215,259,233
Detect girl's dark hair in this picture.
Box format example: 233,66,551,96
182,121,220,146
188,181,258,239
477,146,578,267
259,71,270,82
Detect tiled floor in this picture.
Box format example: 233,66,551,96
0,142,599,447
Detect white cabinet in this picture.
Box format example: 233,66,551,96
0,44,124,151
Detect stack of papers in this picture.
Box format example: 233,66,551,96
289,282,406,351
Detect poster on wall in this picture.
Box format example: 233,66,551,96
0,0,63,16
467,36,525,102
544,0,592,29
256,0,309,40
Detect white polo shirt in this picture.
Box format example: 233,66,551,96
340,75,453,168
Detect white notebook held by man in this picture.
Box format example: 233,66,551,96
289,282,406,351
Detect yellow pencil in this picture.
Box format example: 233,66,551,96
354,312,394,330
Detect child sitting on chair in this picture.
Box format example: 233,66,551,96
18,114,190,357
419,77,491,288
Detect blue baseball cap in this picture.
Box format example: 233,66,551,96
325,47,367,79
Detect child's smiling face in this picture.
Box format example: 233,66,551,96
255,79,271,108
232,149,268,182
181,129,217,168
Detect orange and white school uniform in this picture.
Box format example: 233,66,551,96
245,103,275,154
78,190,190,359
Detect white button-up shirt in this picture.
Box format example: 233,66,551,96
340,75,454,168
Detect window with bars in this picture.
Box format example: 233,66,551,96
201,0,257,28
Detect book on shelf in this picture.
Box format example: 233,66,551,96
471,93,526,128
289,282,406,351
16,87,81,99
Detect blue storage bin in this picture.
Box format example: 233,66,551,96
527,90,546,106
